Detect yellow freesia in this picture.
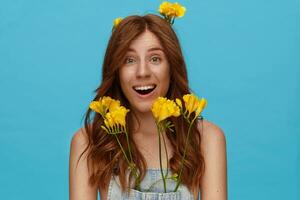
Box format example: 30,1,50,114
158,1,186,18
159,2,173,16
89,96,139,188
103,106,129,133
175,98,182,109
104,112,115,129
195,98,207,117
110,106,129,127
172,94,206,192
89,96,120,116
183,94,207,118
172,2,186,17
113,17,123,29
151,97,180,122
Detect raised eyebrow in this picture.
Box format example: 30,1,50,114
126,48,136,53
147,47,164,53
126,47,164,53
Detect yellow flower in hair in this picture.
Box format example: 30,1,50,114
151,97,181,123
89,96,120,117
113,17,123,29
183,94,207,118
159,1,186,19
173,2,186,17
159,2,173,16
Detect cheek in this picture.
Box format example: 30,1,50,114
119,69,128,93
119,68,131,84
159,65,170,83
165,67,170,81
119,68,134,95
154,64,170,92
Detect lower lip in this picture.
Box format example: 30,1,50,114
134,88,156,99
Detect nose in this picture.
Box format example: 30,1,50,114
136,60,151,79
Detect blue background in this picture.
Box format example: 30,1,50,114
0,0,299,199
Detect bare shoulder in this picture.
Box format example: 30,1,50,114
69,127,98,200
197,118,226,148
69,127,90,166
196,118,227,166
70,127,89,151
196,119,227,199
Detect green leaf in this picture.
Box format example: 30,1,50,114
171,173,178,181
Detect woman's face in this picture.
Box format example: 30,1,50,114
119,30,170,114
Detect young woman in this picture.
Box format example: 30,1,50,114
69,14,227,200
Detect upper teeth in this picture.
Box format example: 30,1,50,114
134,85,155,90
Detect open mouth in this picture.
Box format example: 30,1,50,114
133,84,157,95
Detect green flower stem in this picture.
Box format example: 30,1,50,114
180,109,190,124
157,122,167,193
173,117,196,192
125,129,141,190
132,167,141,191
161,130,169,178
124,130,134,162
114,134,131,164
146,177,174,192
114,133,141,190
171,17,175,25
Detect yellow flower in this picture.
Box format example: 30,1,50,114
173,2,186,17
89,96,120,117
183,94,207,118
113,17,123,29
151,97,181,123
110,106,129,127
103,106,129,133
175,98,182,109
158,1,186,18
104,112,115,129
159,2,173,16
195,98,207,117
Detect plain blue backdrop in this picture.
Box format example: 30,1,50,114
0,0,299,199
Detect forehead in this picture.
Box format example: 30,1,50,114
127,30,164,53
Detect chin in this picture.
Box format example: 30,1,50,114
132,103,153,114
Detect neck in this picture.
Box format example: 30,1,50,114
132,110,158,136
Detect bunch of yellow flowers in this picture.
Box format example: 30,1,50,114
173,94,207,191
151,97,181,192
89,96,141,190
150,94,207,192
90,96,131,133
158,1,186,24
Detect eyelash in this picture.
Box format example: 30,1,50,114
124,56,161,64
151,56,161,63
125,57,135,64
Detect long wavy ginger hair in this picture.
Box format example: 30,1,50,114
80,14,205,194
